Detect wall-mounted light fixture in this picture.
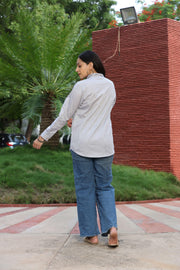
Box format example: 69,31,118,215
120,6,138,25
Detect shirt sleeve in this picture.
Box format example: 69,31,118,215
41,83,82,141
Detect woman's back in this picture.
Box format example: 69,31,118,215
70,73,116,157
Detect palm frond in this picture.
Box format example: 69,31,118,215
0,1,92,126
22,95,44,126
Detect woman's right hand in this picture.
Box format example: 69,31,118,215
33,136,44,150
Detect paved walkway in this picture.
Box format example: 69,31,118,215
0,199,180,270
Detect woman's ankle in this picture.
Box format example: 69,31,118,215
110,227,117,233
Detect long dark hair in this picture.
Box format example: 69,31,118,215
78,50,106,77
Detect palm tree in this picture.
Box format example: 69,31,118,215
0,1,91,147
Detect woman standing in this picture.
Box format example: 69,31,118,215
33,50,118,247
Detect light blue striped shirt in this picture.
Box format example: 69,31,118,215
41,73,116,157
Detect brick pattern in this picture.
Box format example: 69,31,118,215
168,20,180,180
92,19,180,180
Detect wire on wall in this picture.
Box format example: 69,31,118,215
103,27,121,64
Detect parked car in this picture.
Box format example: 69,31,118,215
59,134,71,145
0,134,29,149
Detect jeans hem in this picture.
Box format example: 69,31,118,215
80,232,100,237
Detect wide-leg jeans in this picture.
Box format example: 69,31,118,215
71,150,117,237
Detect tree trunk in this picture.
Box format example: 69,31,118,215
40,95,60,149
25,119,34,142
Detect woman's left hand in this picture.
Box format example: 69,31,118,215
67,118,72,128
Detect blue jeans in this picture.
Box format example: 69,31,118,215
71,150,117,237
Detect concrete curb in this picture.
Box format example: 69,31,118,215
0,197,179,207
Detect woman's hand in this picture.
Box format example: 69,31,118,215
33,136,45,150
67,118,72,128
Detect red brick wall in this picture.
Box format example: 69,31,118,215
92,19,180,179
168,20,180,180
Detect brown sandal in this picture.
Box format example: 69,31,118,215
108,227,119,247
84,236,98,245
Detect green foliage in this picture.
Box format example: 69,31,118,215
4,123,21,134
61,0,117,30
22,95,44,127
137,0,180,22
0,0,117,134
0,0,117,32
0,146,180,204
0,0,91,132
2,4,87,93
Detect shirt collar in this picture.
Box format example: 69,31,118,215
87,73,104,79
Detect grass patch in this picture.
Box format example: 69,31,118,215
113,165,180,201
0,145,180,204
